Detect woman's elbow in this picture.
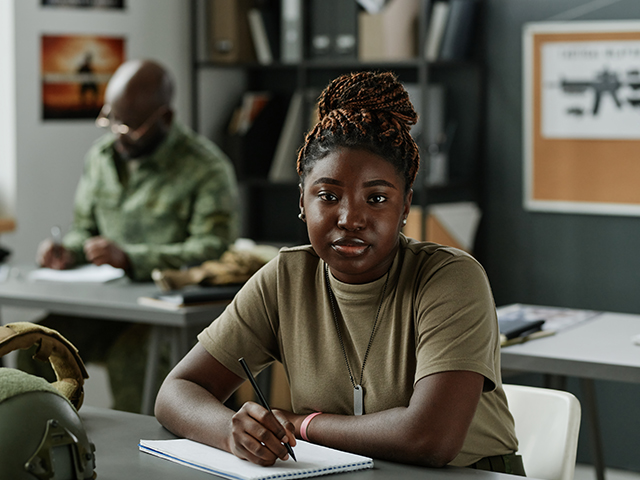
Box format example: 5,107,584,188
403,427,464,468
154,376,178,427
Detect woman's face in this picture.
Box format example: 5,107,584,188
301,147,412,284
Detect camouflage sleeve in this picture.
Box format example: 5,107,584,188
62,151,100,265
123,159,240,281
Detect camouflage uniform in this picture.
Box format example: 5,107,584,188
19,120,239,412
64,119,239,281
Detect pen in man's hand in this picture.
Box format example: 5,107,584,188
238,357,297,462
51,226,62,259
51,225,62,244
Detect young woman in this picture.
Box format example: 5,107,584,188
155,71,523,474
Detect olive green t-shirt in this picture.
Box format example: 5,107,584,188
198,234,518,466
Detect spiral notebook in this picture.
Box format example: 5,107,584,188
139,438,374,480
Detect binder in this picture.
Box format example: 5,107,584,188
251,0,281,62
248,9,274,64
280,0,303,63
334,0,358,59
309,0,333,58
310,0,358,60
425,1,450,61
209,0,256,63
439,0,480,61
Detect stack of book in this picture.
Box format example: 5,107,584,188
497,303,602,347
499,317,547,347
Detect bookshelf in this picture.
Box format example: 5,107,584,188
190,0,484,245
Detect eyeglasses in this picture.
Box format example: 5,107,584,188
95,104,169,142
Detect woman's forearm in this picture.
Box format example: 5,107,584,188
155,376,236,453
293,371,484,467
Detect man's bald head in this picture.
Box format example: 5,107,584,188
103,60,175,160
106,59,174,113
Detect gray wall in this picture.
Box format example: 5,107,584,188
479,0,640,471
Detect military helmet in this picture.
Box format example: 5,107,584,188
0,368,96,480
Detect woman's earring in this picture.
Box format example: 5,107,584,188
402,218,407,225
298,212,306,221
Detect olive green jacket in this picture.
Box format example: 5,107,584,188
63,120,239,281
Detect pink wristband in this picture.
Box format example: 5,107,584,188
300,412,322,442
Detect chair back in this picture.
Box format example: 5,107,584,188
503,384,581,480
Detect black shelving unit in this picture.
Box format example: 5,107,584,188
190,0,484,245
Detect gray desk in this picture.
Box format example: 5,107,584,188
501,309,640,480
0,267,228,414
80,406,525,480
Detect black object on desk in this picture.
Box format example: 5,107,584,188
499,318,545,340
157,285,243,304
138,284,243,310
0,246,10,263
238,357,297,462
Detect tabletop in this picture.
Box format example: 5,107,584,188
501,310,640,384
0,265,224,327
80,406,524,480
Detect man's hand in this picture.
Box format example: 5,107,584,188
229,402,297,466
36,239,75,270
84,236,131,271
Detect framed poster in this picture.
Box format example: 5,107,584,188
523,21,640,216
41,35,125,120
41,0,125,8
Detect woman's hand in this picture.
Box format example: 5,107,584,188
272,409,307,438
229,402,297,466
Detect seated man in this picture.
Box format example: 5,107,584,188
20,59,239,412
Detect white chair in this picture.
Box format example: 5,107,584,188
503,384,581,480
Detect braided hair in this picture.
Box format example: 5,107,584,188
296,71,420,194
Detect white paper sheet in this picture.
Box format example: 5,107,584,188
28,264,125,283
139,438,373,480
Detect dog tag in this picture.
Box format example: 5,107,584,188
354,385,363,415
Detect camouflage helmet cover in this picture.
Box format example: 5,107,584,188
0,368,96,480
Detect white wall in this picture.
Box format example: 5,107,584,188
0,0,17,219
1,0,192,263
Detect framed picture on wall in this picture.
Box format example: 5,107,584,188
41,0,125,8
41,35,125,120
523,21,640,216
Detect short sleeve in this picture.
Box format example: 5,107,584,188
413,254,500,391
197,256,282,379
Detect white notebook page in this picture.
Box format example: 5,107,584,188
139,438,373,480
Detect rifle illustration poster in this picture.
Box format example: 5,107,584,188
524,22,640,216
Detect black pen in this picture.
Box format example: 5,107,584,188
238,357,297,462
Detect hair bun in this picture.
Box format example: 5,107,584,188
298,70,421,189
317,71,418,128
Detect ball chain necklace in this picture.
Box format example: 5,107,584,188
324,263,389,415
